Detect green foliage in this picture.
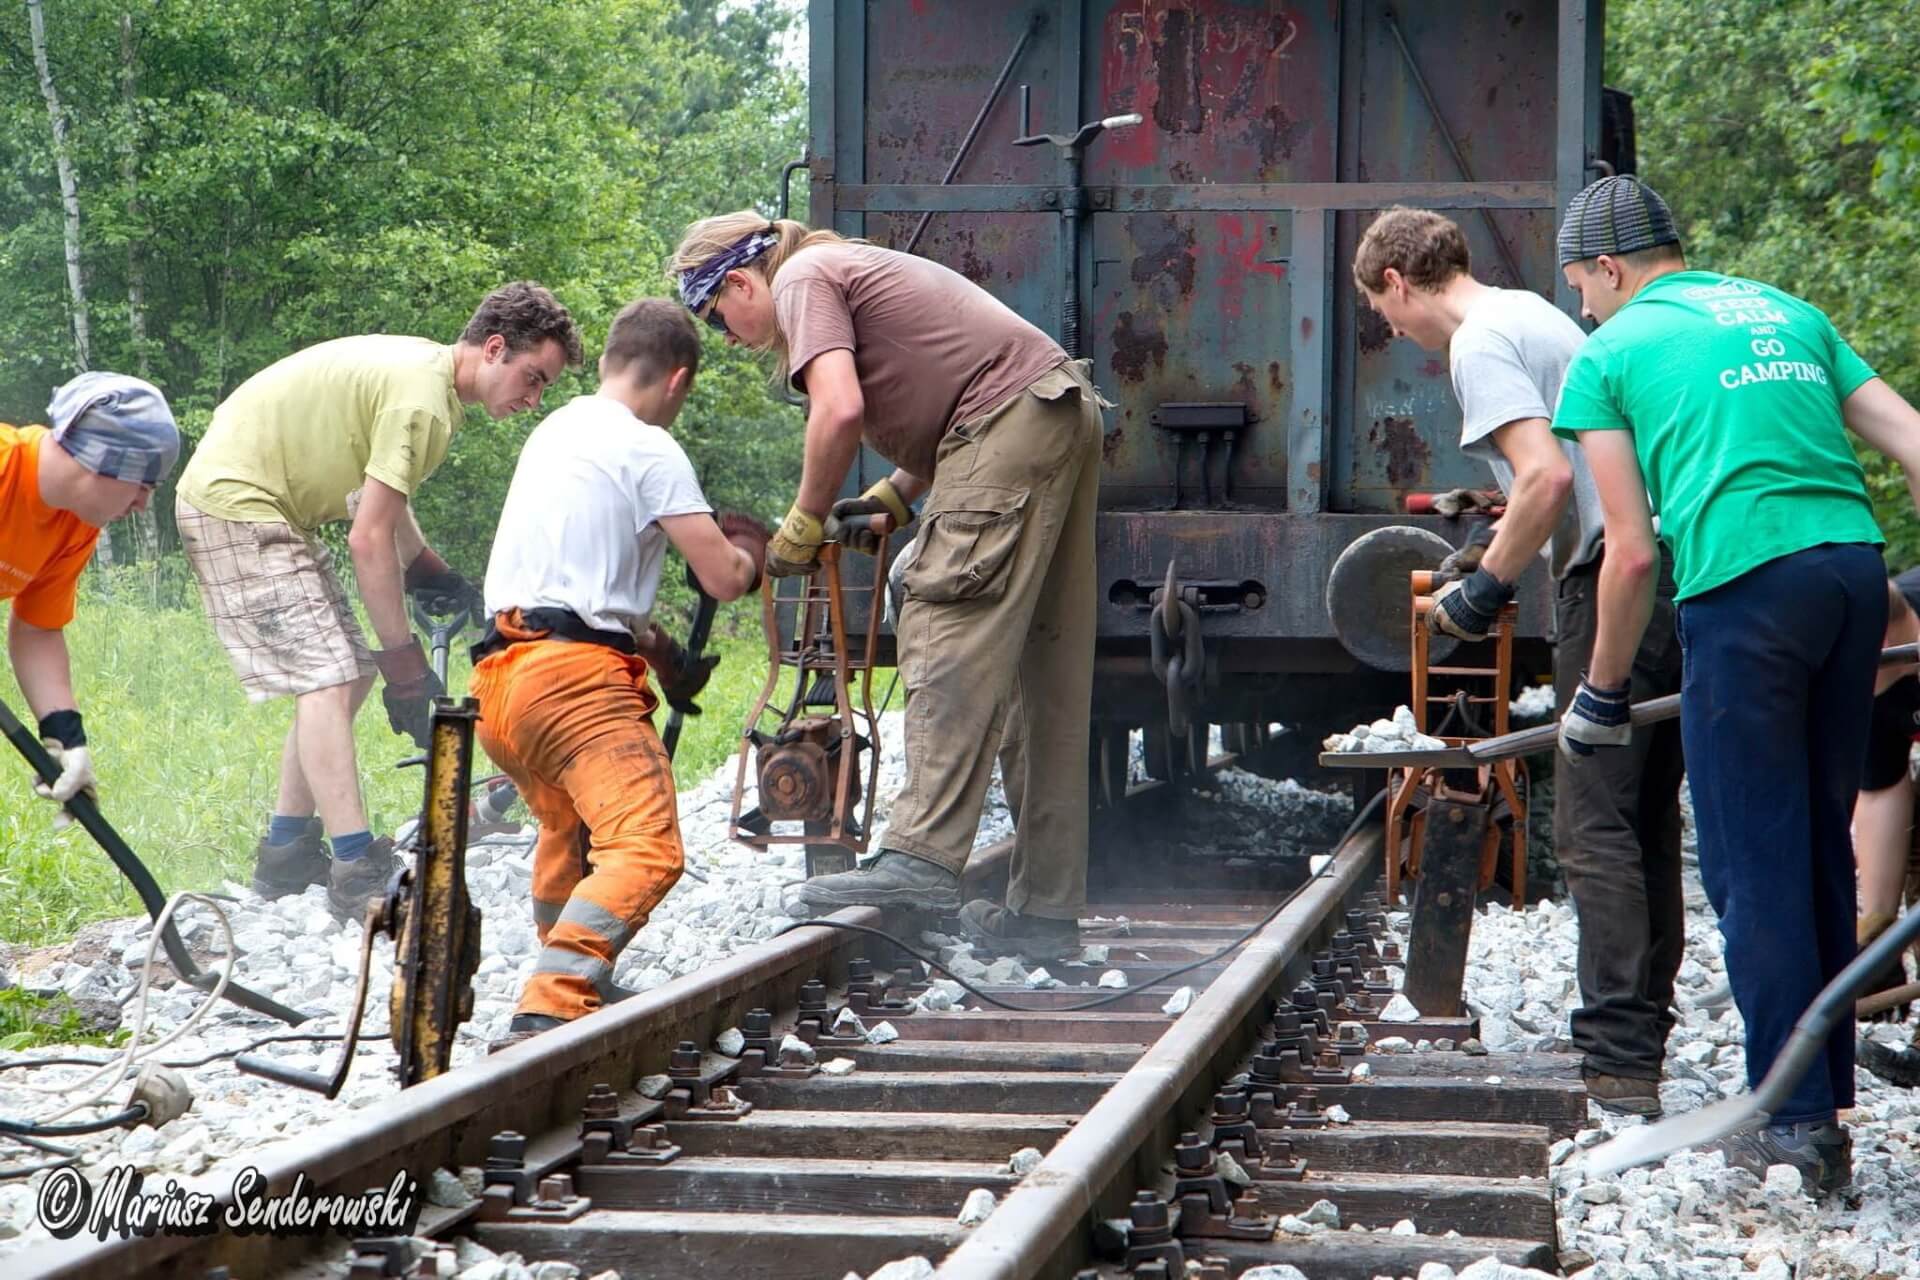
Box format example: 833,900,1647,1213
0,0,807,571
0,593,776,944
0,988,129,1052
1608,0,1920,565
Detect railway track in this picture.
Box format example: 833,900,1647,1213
21,788,1585,1280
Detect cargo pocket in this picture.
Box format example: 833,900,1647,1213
903,484,1029,604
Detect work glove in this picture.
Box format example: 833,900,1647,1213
1432,487,1501,518
404,547,485,623
1435,522,1498,584
1559,674,1632,759
372,639,445,750
638,626,720,715
1427,566,1514,641
33,709,95,831
715,511,773,591
826,478,914,555
766,505,826,579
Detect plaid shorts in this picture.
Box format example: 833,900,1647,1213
175,497,374,700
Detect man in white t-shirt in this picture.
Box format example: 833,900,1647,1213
1351,208,1686,1119
471,298,767,1050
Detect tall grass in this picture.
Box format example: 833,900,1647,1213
0,588,778,946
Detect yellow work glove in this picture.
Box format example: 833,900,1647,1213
827,478,914,555
767,505,826,578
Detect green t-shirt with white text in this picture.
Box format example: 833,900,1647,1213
1553,270,1883,600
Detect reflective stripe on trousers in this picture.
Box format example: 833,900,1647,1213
470,637,685,1021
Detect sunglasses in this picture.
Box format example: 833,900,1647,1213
703,301,731,338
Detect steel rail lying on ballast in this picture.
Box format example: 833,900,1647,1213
17,903,888,1280
935,826,1383,1280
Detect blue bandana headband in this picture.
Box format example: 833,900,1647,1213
47,371,180,486
677,230,778,314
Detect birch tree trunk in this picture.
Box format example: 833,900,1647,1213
120,11,157,562
27,0,92,373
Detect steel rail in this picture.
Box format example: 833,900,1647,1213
937,824,1384,1279
20,904,885,1279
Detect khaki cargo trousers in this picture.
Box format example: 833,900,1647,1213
883,361,1103,920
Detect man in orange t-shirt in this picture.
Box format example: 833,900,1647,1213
2,373,179,824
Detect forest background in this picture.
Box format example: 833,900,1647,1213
0,0,1915,942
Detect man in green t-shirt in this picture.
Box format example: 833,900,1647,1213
176,282,582,918
1552,176,1920,1196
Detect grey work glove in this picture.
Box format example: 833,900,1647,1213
1426,566,1514,642
1559,675,1632,759
34,710,96,831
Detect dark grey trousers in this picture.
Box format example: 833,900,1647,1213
1551,549,1688,1080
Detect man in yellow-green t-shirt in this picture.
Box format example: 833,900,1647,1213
175,282,582,918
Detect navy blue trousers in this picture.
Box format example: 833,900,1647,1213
1677,542,1885,1125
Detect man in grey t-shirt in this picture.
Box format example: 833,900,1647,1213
1351,208,1686,1119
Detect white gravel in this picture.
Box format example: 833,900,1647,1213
1324,704,1449,755
1458,790,1920,1279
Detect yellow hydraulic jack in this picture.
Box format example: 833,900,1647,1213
731,540,888,878
238,698,484,1095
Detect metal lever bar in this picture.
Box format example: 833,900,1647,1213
236,894,386,1096
0,696,309,1027
1322,641,1920,770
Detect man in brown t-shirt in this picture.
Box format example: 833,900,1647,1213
671,217,1105,961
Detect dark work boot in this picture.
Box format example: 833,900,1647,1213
251,822,329,899
488,1013,567,1054
1709,1121,1853,1198
1583,1070,1663,1118
794,851,961,912
957,899,1080,963
327,837,399,921
1858,1035,1920,1088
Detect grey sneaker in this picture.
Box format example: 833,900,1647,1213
251,823,329,899
958,899,1080,963
1583,1070,1663,1118
327,837,399,921
1710,1121,1853,1198
793,851,961,912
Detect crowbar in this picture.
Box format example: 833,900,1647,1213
0,695,309,1027
1320,642,1920,770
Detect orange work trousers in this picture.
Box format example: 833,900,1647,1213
469,625,683,1021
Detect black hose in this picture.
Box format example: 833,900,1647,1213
0,1028,388,1075
775,788,1387,1014
0,1104,147,1137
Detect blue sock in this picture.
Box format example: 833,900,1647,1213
267,814,317,845
331,830,374,863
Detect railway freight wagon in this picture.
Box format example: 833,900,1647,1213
801,0,1623,791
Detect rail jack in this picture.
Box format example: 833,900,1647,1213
730,541,888,878
1377,570,1529,1017
238,699,484,1095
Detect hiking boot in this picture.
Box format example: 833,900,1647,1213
488,1012,566,1054
1709,1121,1853,1198
1859,1035,1920,1088
327,838,400,921
251,823,329,899
793,851,961,912
1583,1070,1663,1118
957,899,1080,963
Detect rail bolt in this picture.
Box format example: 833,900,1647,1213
1173,1131,1212,1173
484,1131,527,1169
582,1083,620,1121
848,957,873,982
669,1041,703,1078
744,1008,774,1036
535,1174,575,1206
798,979,829,1011
1212,1088,1249,1119
1129,1190,1173,1239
